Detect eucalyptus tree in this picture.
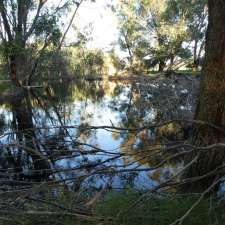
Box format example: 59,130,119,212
115,0,190,72
115,0,207,72
139,0,191,71
182,0,225,193
187,0,207,70
115,0,144,71
0,0,84,86
165,0,207,70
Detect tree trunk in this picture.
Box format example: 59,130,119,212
9,39,26,87
9,55,21,86
158,59,165,72
193,40,198,71
182,0,225,193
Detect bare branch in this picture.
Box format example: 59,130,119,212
58,0,84,50
0,1,13,41
25,0,48,41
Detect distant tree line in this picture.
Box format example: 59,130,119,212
112,0,207,72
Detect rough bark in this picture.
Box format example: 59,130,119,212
158,59,165,72
182,0,225,193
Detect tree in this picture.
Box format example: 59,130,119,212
115,0,143,71
114,0,197,72
182,0,225,193
0,0,84,86
114,0,207,73
165,0,207,70
139,0,178,72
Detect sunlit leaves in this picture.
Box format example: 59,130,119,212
34,13,62,45
115,0,207,71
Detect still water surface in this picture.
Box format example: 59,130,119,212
0,77,197,190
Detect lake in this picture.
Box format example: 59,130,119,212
0,75,199,191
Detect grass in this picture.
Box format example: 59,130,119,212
94,190,225,225
148,69,201,76
2,190,225,225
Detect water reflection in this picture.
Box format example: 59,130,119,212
0,76,198,190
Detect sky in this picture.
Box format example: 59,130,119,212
66,0,119,51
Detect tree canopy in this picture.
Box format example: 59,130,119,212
113,0,207,72
0,0,85,84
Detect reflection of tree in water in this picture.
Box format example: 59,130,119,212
0,79,108,188
110,76,198,185
72,79,105,102
11,95,51,178
110,76,198,125
0,77,199,190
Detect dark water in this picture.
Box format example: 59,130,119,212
0,76,198,190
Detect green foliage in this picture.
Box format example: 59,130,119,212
34,14,62,46
95,190,225,225
114,0,207,72
115,1,144,69
165,0,207,68
64,46,107,77
7,189,224,225
0,0,87,83
33,44,107,81
108,49,126,73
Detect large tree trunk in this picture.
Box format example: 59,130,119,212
158,59,165,72
182,0,225,193
9,39,27,86
8,27,26,86
9,53,27,87
9,55,21,86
